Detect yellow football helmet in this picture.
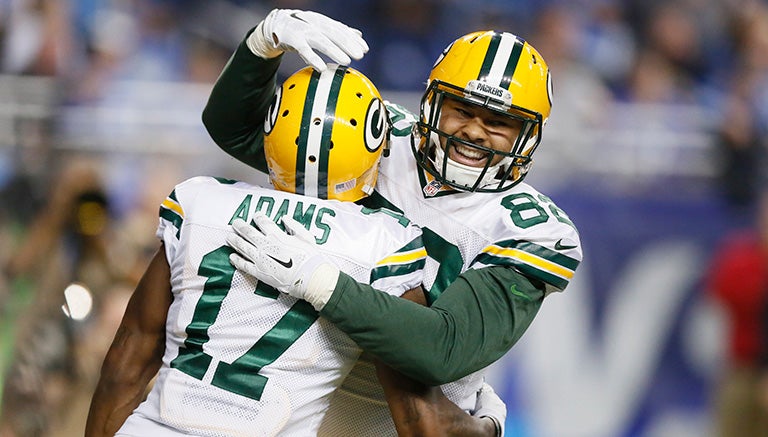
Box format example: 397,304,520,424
264,64,389,201
414,31,553,192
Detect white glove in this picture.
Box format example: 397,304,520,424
246,8,369,72
473,382,506,437
227,213,339,311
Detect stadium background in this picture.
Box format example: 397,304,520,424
1,0,767,436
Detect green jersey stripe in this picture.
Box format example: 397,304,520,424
359,191,404,214
369,258,427,284
492,239,580,270
159,206,183,239
397,236,425,253
213,176,238,185
473,252,570,289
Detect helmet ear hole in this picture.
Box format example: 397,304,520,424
282,110,289,117
350,119,357,126
308,155,317,163
313,118,321,125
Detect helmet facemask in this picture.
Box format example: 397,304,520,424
414,80,542,193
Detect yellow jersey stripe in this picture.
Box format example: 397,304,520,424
376,248,428,266
484,246,574,280
161,198,184,218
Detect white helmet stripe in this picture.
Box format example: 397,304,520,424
487,34,519,84
304,66,342,197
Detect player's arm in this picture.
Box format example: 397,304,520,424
376,362,500,437
85,245,172,437
375,289,503,437
201,30,279,173
323,267,544,386
227,217,544,385
202,9,368,172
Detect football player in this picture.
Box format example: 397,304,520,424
204,9,582,436
85,65,501,437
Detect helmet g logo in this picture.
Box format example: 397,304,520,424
264,85,283,135
364,98,386,152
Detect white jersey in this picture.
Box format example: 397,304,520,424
319,103,583,436
117,176,426,437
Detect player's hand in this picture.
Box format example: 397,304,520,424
246,8,369,72
472,382,506,437
227,213,339,311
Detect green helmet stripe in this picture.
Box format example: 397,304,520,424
478,33,524,90
295,70,321,195
478,33,501,81
500,37,524,89
318,66,347,199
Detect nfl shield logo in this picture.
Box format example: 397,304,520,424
423,180,442,197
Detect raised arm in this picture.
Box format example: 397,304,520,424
201,33,279,172
85,245,172,437
202,8,368,172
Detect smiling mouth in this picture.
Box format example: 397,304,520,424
448,143,490,166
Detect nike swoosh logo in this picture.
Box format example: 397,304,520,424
554,239,578,251
267,254,293,268
290,12,308,23
509,284,532,301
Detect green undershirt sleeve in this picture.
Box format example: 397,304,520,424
320,266,545,386
201,28,281,173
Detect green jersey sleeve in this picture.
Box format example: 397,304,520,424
320,266,544,386
202,28,281,173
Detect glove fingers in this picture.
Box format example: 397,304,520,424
295,46,331,72
232,218,266,241
301,10,362,37
229,253,259,278
272,9,367,69
229,248,285,291
226,232,263,263
299,11,368,59
299,33,354,66
317,31,367,60
252,212,287,240
325,30,368,59
281,216,316,244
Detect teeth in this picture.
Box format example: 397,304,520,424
454,144,486,160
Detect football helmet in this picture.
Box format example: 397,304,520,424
264,64,389,201
414,31,553,192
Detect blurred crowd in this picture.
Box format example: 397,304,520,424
3,0,765,201
0,0,767,436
